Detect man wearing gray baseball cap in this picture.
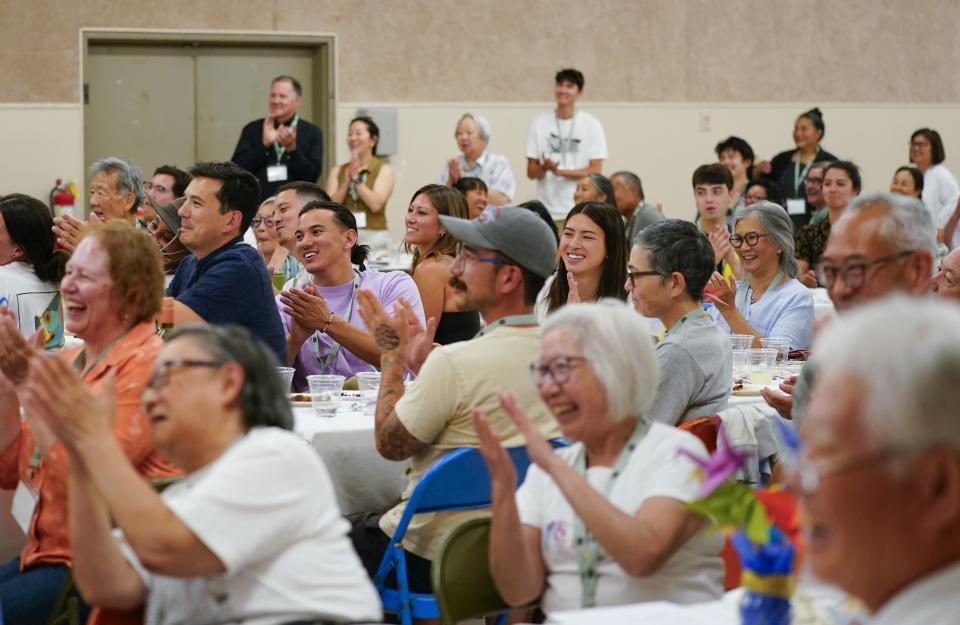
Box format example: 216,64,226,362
352,205,562,596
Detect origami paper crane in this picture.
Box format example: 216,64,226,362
678,425,750,498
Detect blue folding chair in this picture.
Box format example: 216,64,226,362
374,442,563,625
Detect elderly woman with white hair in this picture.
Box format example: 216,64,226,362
710,201,815,349
437,113,516,206
474,300,723,613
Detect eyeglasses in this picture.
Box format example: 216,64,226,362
146,358,226,391
454,246,513,271
910,140,931,149
729,232,771,248
790,445,914,494
627,270,661,287
251,217,276,228
529,356,588,387
804,176,824,186
815,251,914,290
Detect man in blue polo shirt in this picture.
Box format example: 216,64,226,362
168,161,286,363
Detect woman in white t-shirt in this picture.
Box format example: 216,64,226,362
909,128,960,246
0,194,67,347
27,324,382,625
474,301,723,614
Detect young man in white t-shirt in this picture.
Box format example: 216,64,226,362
526,68,608,220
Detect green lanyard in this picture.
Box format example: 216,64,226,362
665,308,708,338
273,114,300,162
474,313,539,339
793,151,816,196
735,271,785,318
572,420,649,608
309,270,360,373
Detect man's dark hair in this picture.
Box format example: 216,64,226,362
691,163,733,191
299,200,370,270
272,75,303,97
611,171,645,201
555,68,585,91
453,177,488,195
188,161,260,234
714,136,755,168
153,165,191,198
517,200,559,244
746,178,785,207
277,181,330,204
167,324,293,430
635,219,715,302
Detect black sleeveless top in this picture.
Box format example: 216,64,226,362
434,310,481,345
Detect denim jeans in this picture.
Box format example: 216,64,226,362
0,557,90,625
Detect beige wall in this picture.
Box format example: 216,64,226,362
2,0,960,103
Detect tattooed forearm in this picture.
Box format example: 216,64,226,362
373,350,425,460
373,324,400,351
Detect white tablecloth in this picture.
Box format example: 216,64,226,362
294,406,408,517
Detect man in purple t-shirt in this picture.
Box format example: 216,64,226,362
277,200,424,391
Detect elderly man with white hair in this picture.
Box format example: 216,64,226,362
932,247,960,300
475,300,723,614
797,296,960,624
437,112,516,206
763,191,937,421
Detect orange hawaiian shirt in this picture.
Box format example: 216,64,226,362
0,322,179,570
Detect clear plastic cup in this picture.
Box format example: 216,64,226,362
748,348,778,386
356,371,382,416
276,367,295,392
307,374,345,418
732,350,750,385
729,334,754,351
760,337,791,364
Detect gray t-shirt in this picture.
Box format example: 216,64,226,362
625,202,666,247
648,308,732,425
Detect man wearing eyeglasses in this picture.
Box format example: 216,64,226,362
626,220,732,425
795,296,960,624
763,192,935,420
352,206,562,594
932,248,960,300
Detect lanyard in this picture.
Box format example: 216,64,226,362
554,113,577,162
474,313,539,339
273,114,300,162
735,271,785,318
793,150,816,195
573,420,649,608
309,270,360,373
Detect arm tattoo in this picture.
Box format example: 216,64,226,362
374,324,400,351
374,350,426,460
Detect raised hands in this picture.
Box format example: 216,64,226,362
566,271,582,304
52,213,88,254
0,308,42,387
262,116,280,147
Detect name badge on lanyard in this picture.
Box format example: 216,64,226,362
12,481,38,534
266,165,289,182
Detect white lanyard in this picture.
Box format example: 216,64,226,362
309,270,360,372
273,114,300,162
572,420,648,608
554,113,577,162
793,151,816,196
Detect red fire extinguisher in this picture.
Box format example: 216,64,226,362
50,179,77,218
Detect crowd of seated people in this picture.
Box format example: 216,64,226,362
1,63,960,625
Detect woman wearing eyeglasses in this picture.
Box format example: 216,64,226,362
474,301,723,614
709,202,815,350
22,324,382,625
0,222,177,625
252,196,279,265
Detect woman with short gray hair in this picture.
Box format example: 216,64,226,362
437,113,516,205
709,201,815,349
475,300,723,614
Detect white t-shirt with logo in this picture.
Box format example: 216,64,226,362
516,423,724,613
0,261,61,343
526,110,608,218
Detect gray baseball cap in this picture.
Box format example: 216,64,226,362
439,206,558,278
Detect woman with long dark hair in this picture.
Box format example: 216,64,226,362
0,194,68,347
537,201,627,319
404,184,480,344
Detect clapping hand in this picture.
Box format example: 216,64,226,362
262,115,280,147
357,289,409,357
566,271,583,304
446,158,462,185
394,297,437,375
280,286,332,347
52,213,88,254
707,271,737,309
473,408,518,497
497,391,556,470
0,309,42,387
708,224,734,266
277,124,297,152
